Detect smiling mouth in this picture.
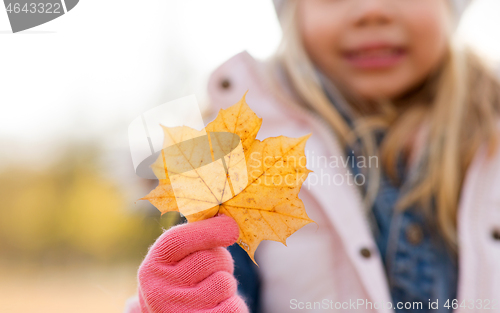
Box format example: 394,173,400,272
343,46,407,70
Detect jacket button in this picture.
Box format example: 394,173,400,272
406,223,424,245
220,78,231,90
493,229,500,241
360,248,371,258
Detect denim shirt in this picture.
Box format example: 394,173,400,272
228,243,261,313
228,71,458,313
319,69,459,312
345,147,458,313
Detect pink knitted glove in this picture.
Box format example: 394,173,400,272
136,214,249,313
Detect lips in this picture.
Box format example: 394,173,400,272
342,44,407,70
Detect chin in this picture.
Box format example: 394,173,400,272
353,81,409,101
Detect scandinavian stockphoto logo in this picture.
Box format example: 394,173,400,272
3,0,79,33
128,96,248,217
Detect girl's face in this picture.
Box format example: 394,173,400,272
299,0,452,100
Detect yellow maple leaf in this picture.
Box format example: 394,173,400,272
142,92,314,263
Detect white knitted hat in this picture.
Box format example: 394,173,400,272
272,0,472,24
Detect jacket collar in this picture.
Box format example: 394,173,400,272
211,51,394,309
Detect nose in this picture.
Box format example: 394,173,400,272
351,0,395,27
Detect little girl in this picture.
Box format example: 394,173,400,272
126,0,500,312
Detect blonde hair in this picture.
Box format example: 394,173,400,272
269,0,500,248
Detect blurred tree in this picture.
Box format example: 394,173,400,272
0,143,183,265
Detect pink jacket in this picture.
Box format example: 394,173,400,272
125,51,500,313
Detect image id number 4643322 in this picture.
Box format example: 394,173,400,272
444,299,498,310
6,2,62,14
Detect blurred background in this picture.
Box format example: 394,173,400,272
0,0,498,312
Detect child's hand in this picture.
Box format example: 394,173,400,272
137,214,249,313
